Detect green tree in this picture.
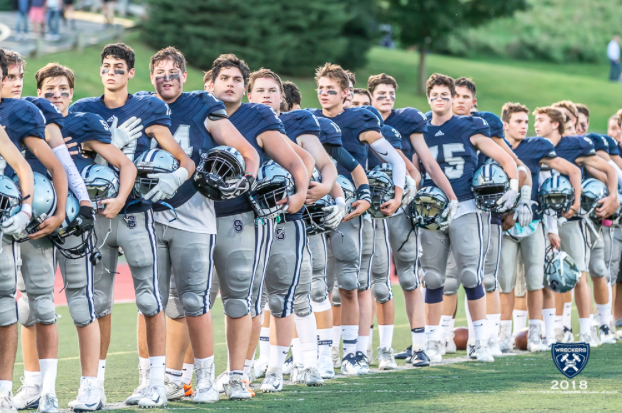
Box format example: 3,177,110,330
380,0,528,94
142,0,372,76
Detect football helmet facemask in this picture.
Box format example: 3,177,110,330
303,194,337,236
0,175,22,224
409,186,449,231
580,178,608,218
81,164,120,211
194,146,248,200
48,191,96,259
366,170,395,219
133,149,180,199
538,175,575,217
545,245,581,293
13,172,57,242
249,160,296,220
471,163,511,213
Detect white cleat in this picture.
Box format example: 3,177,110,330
138,385,167,408
543,337,555,350
214,371,229,394
317,355,335,379
302,367,324,386
0,388,17,413
498,334,513,353
488,336,503,357
253,357,269,379
13,378,41,410
36,394,59,413
475,340,494,363
340,354,360,376
377,347,397,370
467,340,476,360
194,362,219,403
124,367,149,405
426,340,443,363
331,346,341,368
445,333,457,354
527,324,548,352
599,325,616,345
579,333,599,348
72,378,103,412
591,324,601,346
562,327,574,343
225,376,252,400
354,351,370,374
282,356,293,376
290,364,305,384
164,376,184,401
260,373,283,393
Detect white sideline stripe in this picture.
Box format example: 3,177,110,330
0,23,11,43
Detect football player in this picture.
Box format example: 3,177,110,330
309,63,406,375
533,106,619,346
1,51,77,413
131,47,261,403
35,62,137,410
205,54,308,398
367,72,455,367
420,73,519,363
608,114,621,143
498,102,581,351
0,49,36,413
69,43,195,408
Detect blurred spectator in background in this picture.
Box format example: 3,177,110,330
103,0,116,26
13,0,30,40
379,24,395,49
29,0,45,37
46,0,61,40
608,35,620,82
62,0,76,30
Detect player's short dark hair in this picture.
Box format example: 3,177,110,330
314,63,350,92
211,54,250,85
353,88,372,103
149,46,186,74
501,102,529,123
35,63,75,89
283,81,301,110
101,43,135,70
0,49,8,80
426,73,455,97
3,50,24,75
552,100,578,123
367,73,398,95
455,77,476,97
203,69,212,86
533,106,565,135
247,68,283,94
575,103,589,121
345,70,356,87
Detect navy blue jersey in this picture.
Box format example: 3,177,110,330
141,91,227,210
215,103,282,218
555,136,595,167
23,97,64,129
63,112,112,172
584,132,608,152
384,108,428,161
316,117,342,146
69,93,171,213
422,115,491,202
473,111,504,139
602,135,620,156
367,125,403,170
309,107,381,182
280,110,321,144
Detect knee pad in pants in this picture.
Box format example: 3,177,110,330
180,291,208,318
371,281,392,304
331,284,341,307
30,294,56,325
17,293,34,327
67,293,96,327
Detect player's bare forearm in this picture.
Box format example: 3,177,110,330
288,139,314,179
474,135,518,180
300,134,338,190
350,165,369,189
147,124,196,176
44,123,66,148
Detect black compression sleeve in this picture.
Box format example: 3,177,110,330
324,143,360,173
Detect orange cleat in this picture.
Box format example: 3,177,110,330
242,379,255,397
183,383,193,397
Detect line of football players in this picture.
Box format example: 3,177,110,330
0,41,620,413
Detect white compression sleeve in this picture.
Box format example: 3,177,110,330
370,138,406,189
53,145,91,204
607,159,622,188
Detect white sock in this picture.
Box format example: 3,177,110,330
243,359,253,379
333,326,342,352
472,319,486,342
295,313,318,368
411,327,426,351
425,325,440,342
579,318,591,336
182,363,194,385
512,310,528,336
0,381,12,392
597,304,611,327
542,308,556,340
554,315,563,331
149,356,166,386
341,325,358,357
267,345,289,374
378,325,394,349
165,368,183,386
39,359,58,396
528,319,542,338
259,327,270,360
356,334,369,354
500,320,512,336
369,326,374,346
139,357,150,370
317,328,333,358
487,314,501,340
439,315,453,343
465,300,474,342
24,370,42,387
291,337,302,365
563,302,572,329
97,359,106,383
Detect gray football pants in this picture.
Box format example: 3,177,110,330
610,227,622,284
498,223,546,293
93,210,162,318
558,220,588,273
0,236,19,326
308,233,328,304
18,238,56,325
588,224,609,280
327,216,363,307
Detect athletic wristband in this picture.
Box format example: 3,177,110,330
520,185,532,200
21,203,32,218
335,196,346,206
356,184,371,203
510,178,519,192
517,166,528,175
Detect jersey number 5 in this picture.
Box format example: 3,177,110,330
427,143,465,179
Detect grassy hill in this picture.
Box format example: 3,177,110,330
19,34,622,134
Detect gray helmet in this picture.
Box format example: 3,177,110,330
366,169,395,219
81,164,120,211
49,191,95,259
13,172,57,241
471,163,510,212
373,162,413,199
580,178,608,217
545,246,581,293
409,186,448,231
311,167,322,183
538,175,574,217
0,175,22,223
133,149,180,199
194,145,246,200
249,160,296,219
610,192,622,220
303,194,336,236
336,174,356,214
